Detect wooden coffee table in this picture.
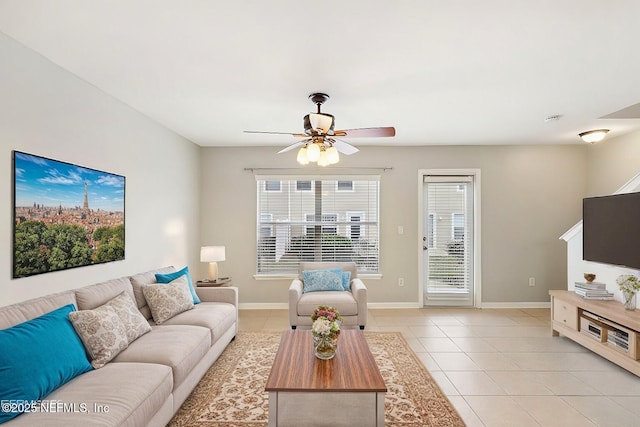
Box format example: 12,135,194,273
265,329,387,427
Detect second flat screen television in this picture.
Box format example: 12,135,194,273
583,192,640,270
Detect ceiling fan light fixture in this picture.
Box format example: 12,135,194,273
296,146,310,165
308,113,334,134
326,146,340,164
579,129,609,143
317,149,330,167
306,142,321,162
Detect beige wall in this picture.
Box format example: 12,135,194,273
199,144,587,306
586,130,640,196
0,33,201,306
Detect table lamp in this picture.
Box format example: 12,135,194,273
200,246,225,281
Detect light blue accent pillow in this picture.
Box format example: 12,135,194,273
341,271,352,291
0,304,93,422
302,268,345,293
155,266,201,304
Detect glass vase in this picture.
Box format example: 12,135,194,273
623,291,637,311
313,333,339,360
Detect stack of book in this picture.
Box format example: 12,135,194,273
574,281,614,300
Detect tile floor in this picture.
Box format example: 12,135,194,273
238,307,640,427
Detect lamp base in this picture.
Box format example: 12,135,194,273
207,262,219,282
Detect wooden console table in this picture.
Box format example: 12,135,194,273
550,290,640,376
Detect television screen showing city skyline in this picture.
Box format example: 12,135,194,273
12,151,125,278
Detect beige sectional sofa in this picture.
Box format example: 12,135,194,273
0,266,238,427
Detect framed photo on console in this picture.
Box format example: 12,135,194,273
12,151,126,278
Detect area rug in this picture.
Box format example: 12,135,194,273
168,331,465,427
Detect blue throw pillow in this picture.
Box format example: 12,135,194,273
341,271,352,291
155,266,200,304
0,304,93,422
302,269,345,293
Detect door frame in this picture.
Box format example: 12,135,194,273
417,169,482,308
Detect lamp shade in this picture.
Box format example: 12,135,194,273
200,246,225,262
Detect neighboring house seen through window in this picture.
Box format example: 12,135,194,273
255,177,380,275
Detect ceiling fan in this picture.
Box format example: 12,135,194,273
244,93,395,165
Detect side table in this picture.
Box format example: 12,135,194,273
196,277,232,287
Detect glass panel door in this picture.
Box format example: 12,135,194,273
423,176,475,306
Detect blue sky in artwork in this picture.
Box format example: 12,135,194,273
14,152,125,212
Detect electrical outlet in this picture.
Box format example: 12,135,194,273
398,225,404,235
398,278,405,287
529,277,535,287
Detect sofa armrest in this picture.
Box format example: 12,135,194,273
351,278,368,327
289,279,303,326
195,286,238,307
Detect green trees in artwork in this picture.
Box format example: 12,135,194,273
93,224,125,263
13,221,125,277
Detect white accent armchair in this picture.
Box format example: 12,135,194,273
288,261,368,330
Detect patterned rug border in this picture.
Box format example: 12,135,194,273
169,331,465,427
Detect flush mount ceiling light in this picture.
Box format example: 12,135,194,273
578,129,609,143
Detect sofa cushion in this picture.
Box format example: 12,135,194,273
162,302,237,344
296,291,358,317
143,277,194,324
155,265,201,304
0,291,76,329
74,276,136,311
129,266,176,319
0,304,93,423
3,362,173,427
112,325,210,389
104,291,151,344
302,268,344,292
69,304,129,369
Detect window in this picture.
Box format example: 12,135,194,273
296,180,312,191
265,180,281,191
452,213,464,240
256,176,380,275
427,213,435,248
259,213,273,238
337,180,353,191
347,212,364,240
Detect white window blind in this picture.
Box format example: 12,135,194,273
256,176,380,275
425,176,473,293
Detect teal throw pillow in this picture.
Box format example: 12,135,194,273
302,269,345,293
0,304,93,422
155,266,200,304
341,271,352,291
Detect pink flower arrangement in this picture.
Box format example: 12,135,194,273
311,305,343,323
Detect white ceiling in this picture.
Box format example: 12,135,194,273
2,0,640,148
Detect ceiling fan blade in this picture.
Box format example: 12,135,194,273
333,127,396,138
244,130,308,138
277,139,309,154
332,139,360,155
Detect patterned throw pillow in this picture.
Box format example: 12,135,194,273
143,277,194,324
69,304,129,369
302,269,345,293
104,291,151,344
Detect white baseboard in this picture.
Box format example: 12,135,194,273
480,302,551,309
238,302,551,310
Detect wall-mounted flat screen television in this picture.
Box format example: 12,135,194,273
583,192,640,270
13,151,126,278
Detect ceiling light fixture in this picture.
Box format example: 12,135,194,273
296,139,339,166
578,129,609,143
